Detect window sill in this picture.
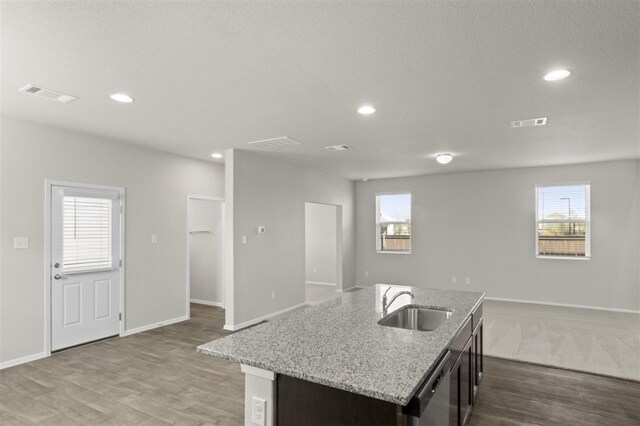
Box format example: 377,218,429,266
536,255,590,261
376,251,411,255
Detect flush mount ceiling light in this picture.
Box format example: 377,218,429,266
543,69,571,81
211,153,223,159
110,93,134,103
436,153,453,164
357,105,376,115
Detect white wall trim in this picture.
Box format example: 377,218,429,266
0,352,47,370
122,315,189,337
190,298,223,307
44,180,126,357
186,194,225,319
224,302,307,331
484,296,640,314
305,281,337,286
336,285,361,293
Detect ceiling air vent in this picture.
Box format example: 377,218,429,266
247,136,303,149
324,144,352,152
511,117,547,128
19,84,78,104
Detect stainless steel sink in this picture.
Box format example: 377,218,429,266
378,305,453,331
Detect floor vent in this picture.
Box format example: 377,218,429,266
19,84,78,104
247,136,303,149
511,117,547,128
324,144,352,151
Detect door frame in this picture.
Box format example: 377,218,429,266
304,201,343,292
186,194,225,318
44,180,126,356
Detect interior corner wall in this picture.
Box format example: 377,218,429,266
0,117,224,364
227,150,355,328
355,160,640,311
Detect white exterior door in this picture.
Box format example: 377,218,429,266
50,185,121,351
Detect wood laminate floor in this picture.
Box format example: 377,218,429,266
1,303,638,425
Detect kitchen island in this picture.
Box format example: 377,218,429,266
198,285,484,425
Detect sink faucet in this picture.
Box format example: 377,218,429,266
382,286,415,316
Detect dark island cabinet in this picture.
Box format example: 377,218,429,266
473,317,484,401
276,301,484,426
451,301,483,426
277,374,407,426
450,320,474,426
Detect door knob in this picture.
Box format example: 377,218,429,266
53,274,63,280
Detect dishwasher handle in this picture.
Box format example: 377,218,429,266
403,351,451,417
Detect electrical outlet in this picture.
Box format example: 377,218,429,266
271,291,276,299
242,235,247,244
151,234,158,244
252,396,266,426
452,276,457,284
465,277,470,285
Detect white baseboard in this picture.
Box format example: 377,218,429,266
0,351,47,370
305,281,336,286
484,297,640,314
190,298,224,308
123,315,189,336
224,303,308,331
336,285,362,293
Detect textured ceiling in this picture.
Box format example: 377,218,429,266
1,1,638,179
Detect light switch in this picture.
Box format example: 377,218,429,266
14,237,29,249
242,235,247,244
257,226,266,234
151,234,158,244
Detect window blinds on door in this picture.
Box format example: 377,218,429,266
63,196,113,273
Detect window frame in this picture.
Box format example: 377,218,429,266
375,191,412,255
534,182,591,260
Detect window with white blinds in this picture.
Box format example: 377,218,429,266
376,193,411,253
535,184,590,258
63,196,113,273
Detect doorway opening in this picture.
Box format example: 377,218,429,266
186,196,224,318
304,202,342,305
45,180,125,355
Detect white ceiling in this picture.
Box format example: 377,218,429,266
1,1,638,180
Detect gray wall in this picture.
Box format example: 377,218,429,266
356,160,640,311
225,150,355,328
0,118,224,364
189,199,224,305
305,202,338,285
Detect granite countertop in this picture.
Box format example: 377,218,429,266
197,285,484,406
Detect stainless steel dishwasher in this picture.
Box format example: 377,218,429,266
404,351,451,425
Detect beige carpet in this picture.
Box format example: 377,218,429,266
483,299,640,381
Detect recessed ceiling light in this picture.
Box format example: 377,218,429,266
211,153,223,159
543,69,571,81
436,153,453,164
357,105,376,115
110,93,134,103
